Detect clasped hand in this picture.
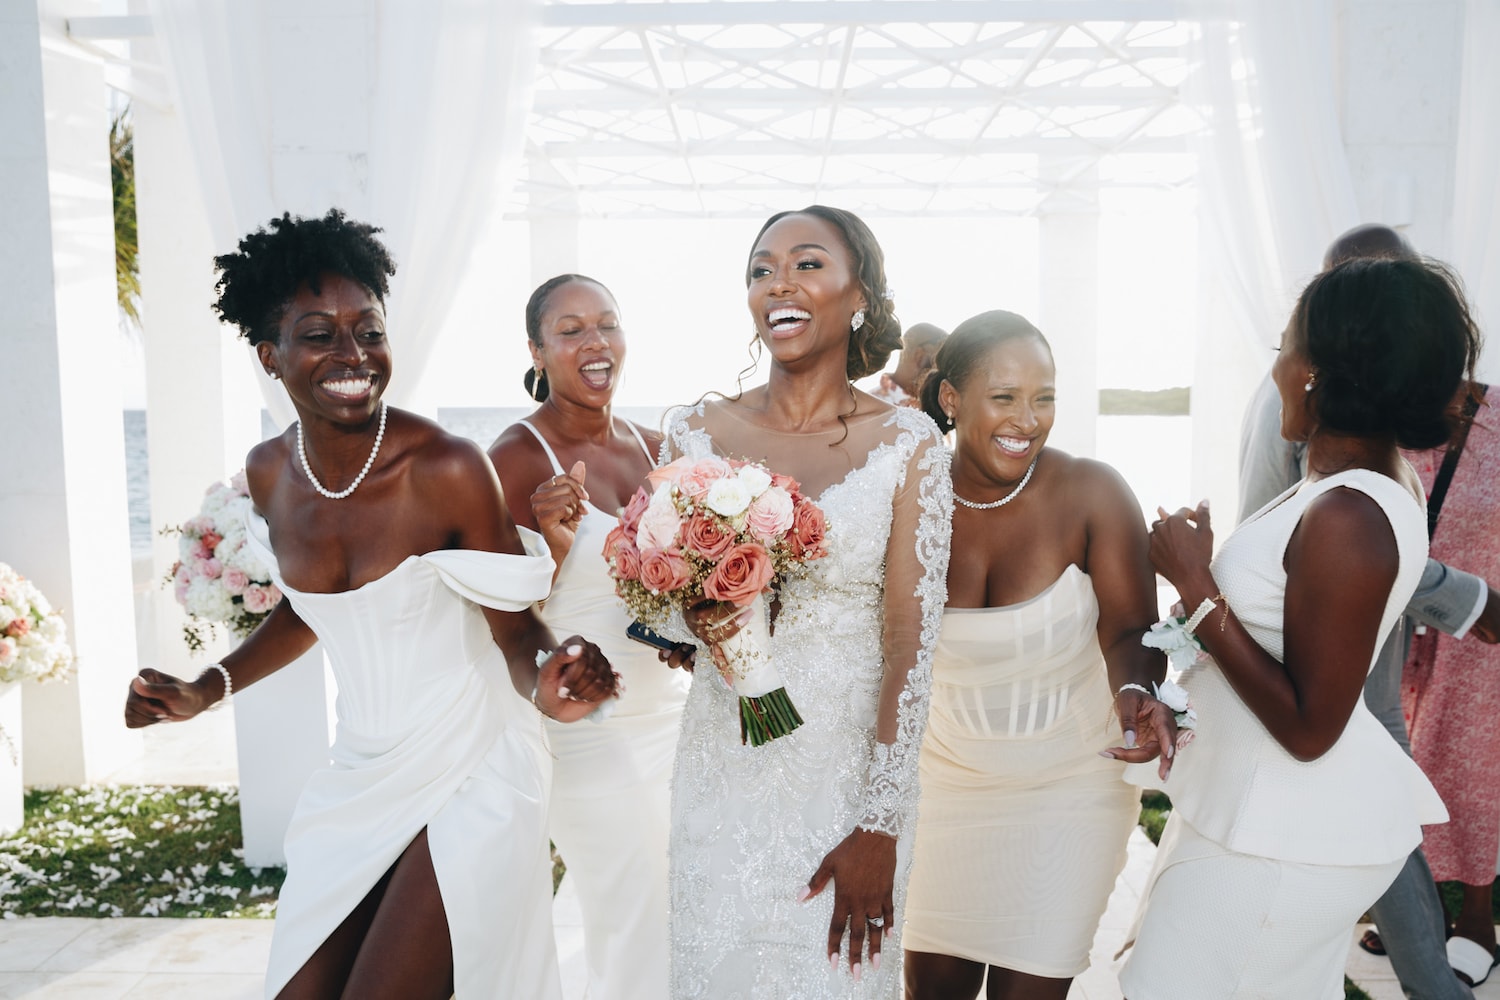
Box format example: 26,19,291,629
533,635,618,723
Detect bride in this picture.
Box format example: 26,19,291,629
661,205,952,998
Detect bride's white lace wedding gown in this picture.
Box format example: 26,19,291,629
660,401,952,999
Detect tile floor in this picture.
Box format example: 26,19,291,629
0,710,1487,998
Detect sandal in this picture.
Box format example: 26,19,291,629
1446,935,1500,987
1358,928,1386,956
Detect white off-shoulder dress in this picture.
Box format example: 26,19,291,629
247,513,563,999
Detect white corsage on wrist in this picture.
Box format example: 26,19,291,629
1153,678,1197,745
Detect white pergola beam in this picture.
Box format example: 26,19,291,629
540,1,1211,27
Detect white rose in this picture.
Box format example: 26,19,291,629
0,607,13,631
705,477,753,518
184,577,235,622
1153,678,1191,713
0,637,17,670
736,464,772,497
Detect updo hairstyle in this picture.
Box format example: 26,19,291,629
522,273,616,402
1291,257,1481,450
746,206,900,380
919,310,1053,433
212,209,396,346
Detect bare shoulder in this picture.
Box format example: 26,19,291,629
487,417,543,462
245,431,292,511
1297,485,1398,567
628,420,665,458
1046,451,1146,521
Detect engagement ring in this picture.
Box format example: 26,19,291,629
867,916,885,929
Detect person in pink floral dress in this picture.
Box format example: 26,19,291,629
1402,380,1500,987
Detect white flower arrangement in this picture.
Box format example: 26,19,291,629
0,563,76,686
163,472,281,654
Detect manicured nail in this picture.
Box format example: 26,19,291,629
566,644,582,655
1124,729,1137,749
852,962,862,982
872,952,881,972
829,953,839,971
796,886,811,902
1165,744,1174,759
558,686,570,699
1098,750,1115,759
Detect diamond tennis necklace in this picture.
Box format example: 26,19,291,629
297,402,387,500
952,455,1038,510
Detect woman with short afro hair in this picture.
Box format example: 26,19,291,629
125,208,620,999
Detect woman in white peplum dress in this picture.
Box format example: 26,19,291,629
902,312,1175,1000
1121,255,1475,999
124,210,617,1000
489,274,690,1000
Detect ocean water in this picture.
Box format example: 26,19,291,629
123,406,671,558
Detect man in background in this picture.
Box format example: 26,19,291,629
872,322,947,407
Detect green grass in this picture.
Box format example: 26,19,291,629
0,785,283,918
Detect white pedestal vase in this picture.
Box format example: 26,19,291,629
232,643,333,867
0,681,23,836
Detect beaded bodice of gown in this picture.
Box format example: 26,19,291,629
660,401,952,999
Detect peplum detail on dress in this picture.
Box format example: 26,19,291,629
245,513,563,999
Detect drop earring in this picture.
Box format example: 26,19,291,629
850,309,866,333
1304,371,1318,392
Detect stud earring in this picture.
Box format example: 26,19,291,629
851,309,866,333
1304,371,1317,392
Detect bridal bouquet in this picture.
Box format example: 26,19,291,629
0,563,75,686
603,455,830,746
163,472,282,653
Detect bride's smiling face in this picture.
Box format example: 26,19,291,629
746,213,867,370
257,272,390,426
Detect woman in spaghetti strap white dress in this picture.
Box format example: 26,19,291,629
122,211,618,999
1120,256,1478,999
489,274,691,1000
902,311,1176,1000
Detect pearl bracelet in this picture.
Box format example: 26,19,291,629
203,663,232,706
1183,596,1219,635
1117,682,1153,699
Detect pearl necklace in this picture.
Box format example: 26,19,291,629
953,455,1038,510
297,402,387,500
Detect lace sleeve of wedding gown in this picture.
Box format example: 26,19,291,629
858,411,952,837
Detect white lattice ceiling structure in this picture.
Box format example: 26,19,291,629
522,0,1209,219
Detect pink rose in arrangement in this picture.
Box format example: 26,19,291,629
679,456,732,500
645,461,685,492
619,487,651,534
639,549,693,595
636,488,684,551
221,567,251,596
0,637,16,670
683,510,736,562
200,530,224,553
229,470,249,495
195,557,224,580
603,525,642,581
745,487,794,541
771,472,801,494
4,617,30,639
241,583,280,615
703,542,774,607
789,499,829,559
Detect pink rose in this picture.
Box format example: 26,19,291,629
174,579,190,603
222,568,251,596
190,539,213,561
171,561,190,584
683,511,736,562
745,487,794,541
201,531,224,553
678,457,732,500
771,472,801,494
702,543,774,606
645,456,693,491
242,583,282,615
789,499,829,560
230,470,249,495
0,638,16,670
4,617,31,639
638,549,692,595
603,525,642,582
200,558,223,580
636,487,684,552
619,487,651,534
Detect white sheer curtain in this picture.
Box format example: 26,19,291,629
1453,0,1500,383
1185,0,1359,505
146,0,540,424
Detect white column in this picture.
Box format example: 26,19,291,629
0,0,141,784
1037,160,1100,459
131,36,264,682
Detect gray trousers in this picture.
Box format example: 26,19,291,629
1363,627,1472,1000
